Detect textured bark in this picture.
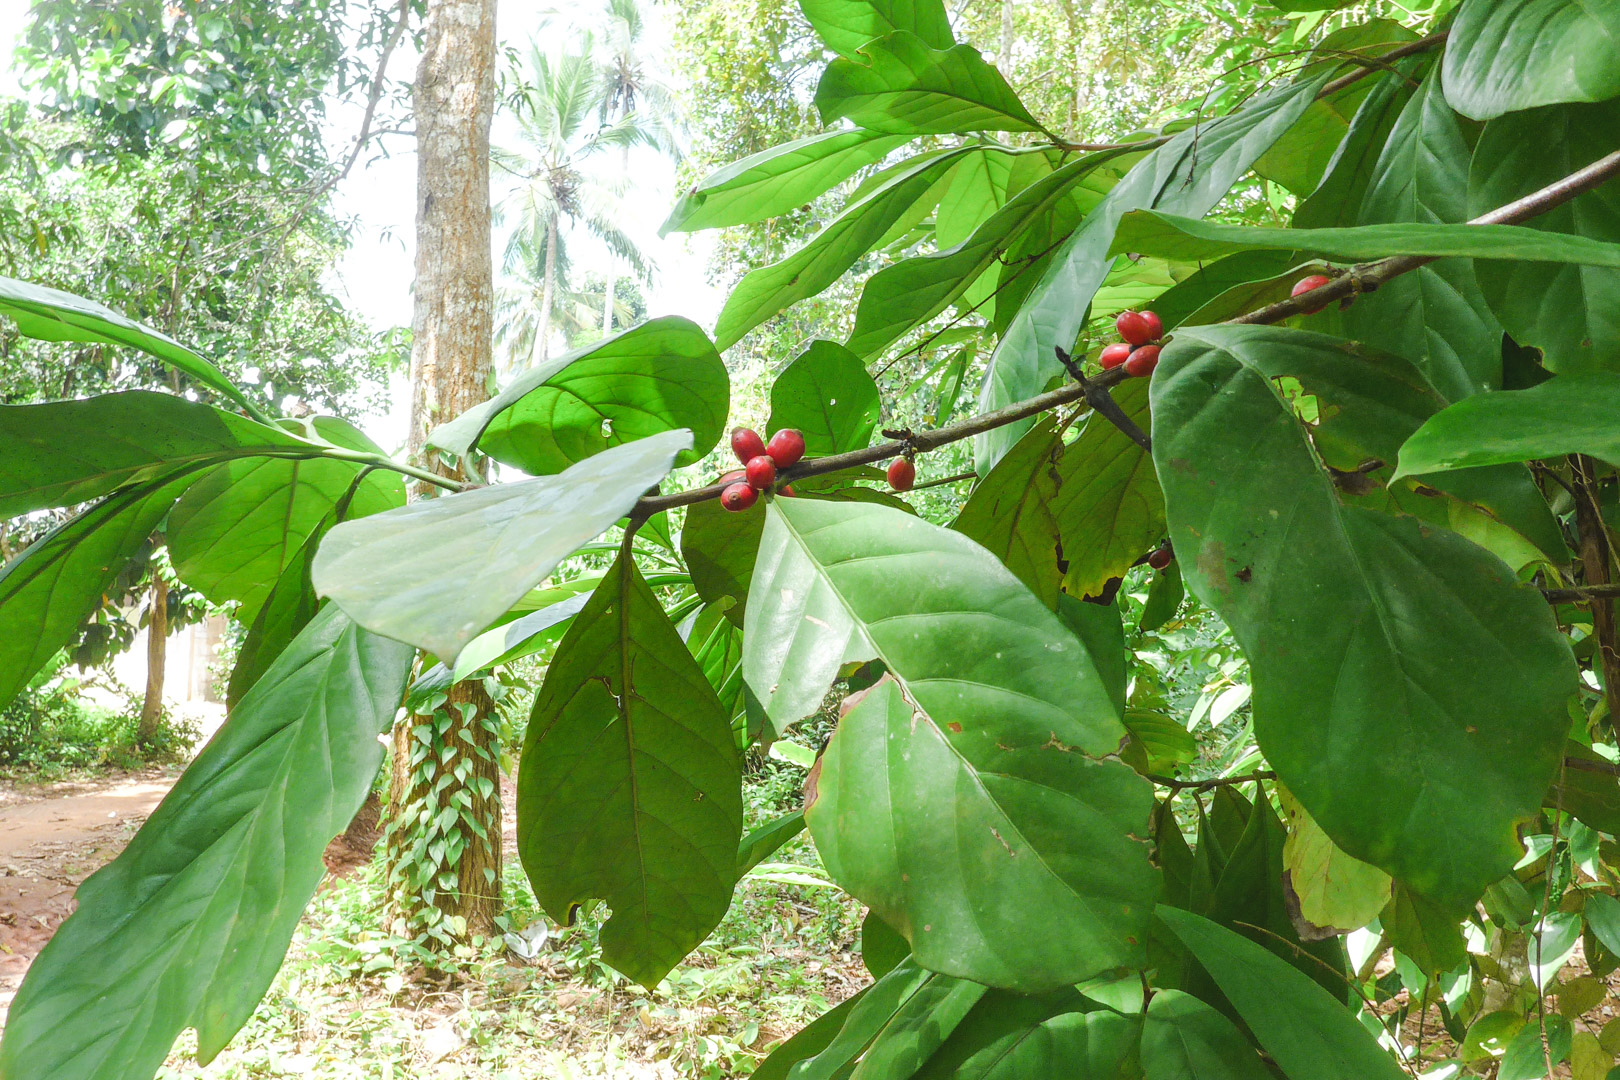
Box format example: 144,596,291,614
137,573,167,744
386,0,503,940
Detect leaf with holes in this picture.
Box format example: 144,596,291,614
748,498,1158,990
766,340,883,456
516,554,742,988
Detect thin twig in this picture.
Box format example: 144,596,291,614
1316,32,1447,96
1540,583,1620,604
1143,770,1275,792
913,470,978,490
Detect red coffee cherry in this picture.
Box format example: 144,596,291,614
731,427,766,465
1116,310,1154,347
1139,310,1163,342
718,468,745,485
1124,344,1161,378
1100,342,1133,370
766,428,806,468
745,455,777,490
887,457,916,492
1291,274,1333,313
1148,546,1173,570
720,482,758,512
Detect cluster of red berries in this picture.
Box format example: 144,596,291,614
720,426,805,512
1099,310,1165,377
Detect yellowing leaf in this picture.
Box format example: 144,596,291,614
1279,787,1391,937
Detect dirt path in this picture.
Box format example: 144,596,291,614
0,769,178,1007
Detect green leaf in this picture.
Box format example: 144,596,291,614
448,591,591,681
1149,251,1302,331
0,391,319,519
847,150,1124,358
738,810,807,876
0,276,266,422
1107,211,1620,271
800,0,954,58
1499,1014,1572,1080
1468,100,1620,375
660,129,910,235
862,910,912,979
516,554,742,989
0,605,414,1080
751,994,864,1080
816,32,1043,136
914,992,1139,1080
1584,892,1620,958
952,416,1067,607
1152,325,1576,912
428,317,727,474
767,340,883,457
1294,66,1418,230
1548,745,1620,834
1441,0,1620,121
1156,907,1408,1080
1384,881,1466,976
976,70,1331,471
1140,989,1270,1080
0,473,198,710
1395,373,1620,478
1139,561,1184,632
1344,71,1502,401
1120,709,1196,777
752,500,1158,991
848,970,987,1080
796,959,970,1080
166,417,404,622
714,146,976,350
1051,378,1163,599
313,429,691,663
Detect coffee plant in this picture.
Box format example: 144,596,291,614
6,0,1620,1077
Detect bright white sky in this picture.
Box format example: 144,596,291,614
0,2,724,454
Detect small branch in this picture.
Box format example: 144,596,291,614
1563,755,1620,779
1144,770,1275,792
1540,583,1620,604
1316,32,1446,97
913,470,978,490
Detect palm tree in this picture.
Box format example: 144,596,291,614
494,42,658,368
494,229,640,373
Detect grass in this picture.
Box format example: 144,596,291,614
156,762,866,1080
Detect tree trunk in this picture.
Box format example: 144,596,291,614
1000,0,1014,65
138,573,167,744
534,216,558,367
387,0,502,942
602,258,616,335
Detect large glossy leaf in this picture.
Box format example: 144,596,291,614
975,70,1331,471
914,992,1139,1080
748,498,1158,990
714,145,976,349
1441,0,1620,121
1152,325,1576,912
1344,72,1501,401
800,0,953,58
0,473,199,710
0,276,265,420
847,150,1123,358
815,32,1043,136
766,340,883,456
751,994,864,1080
167,417,404,623
952,416,1066,607
314,429,690,663
1156,907,1408,1080
428,317,727,474
796,959,970,1080
1107,211,1620,270
847,970,987,1080
1396,373,1620,477
0,605,414,1080
517,554,741,988
1293,67,1418,230
660,129,909,235
0,391,320,519
1468,100,1620,375
1140,990,1270,1080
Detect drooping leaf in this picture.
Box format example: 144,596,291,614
1279,788,1391,938
1156,906,1408,1080
1051,378,1162,599
913,991,1139,1080
1139,561,1184,632
660,129,910,235
0,391,320,519
815,32,1044,136
0,473,199,710
1441,0,1620,121
0,275,266,421
847,150,1123,358
1152,325,1577,912
714,146,977,349
748,498,1158,991
0,605,414,1080
975,69,1331,471
166,417,404,623
766,340,883,457
1548,745,1620,835
1383,881,1467,976
517,554,742,989
1395,373,1620,478
1293,65,1419,230
847,970,987,1080
795,959,972,1080
1056,594,1127,715
1344,71,1502,401
1140,989,1271,1080
428,317,727,474
1468,100,1620,375
314,429,691,663
800,0,954,58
